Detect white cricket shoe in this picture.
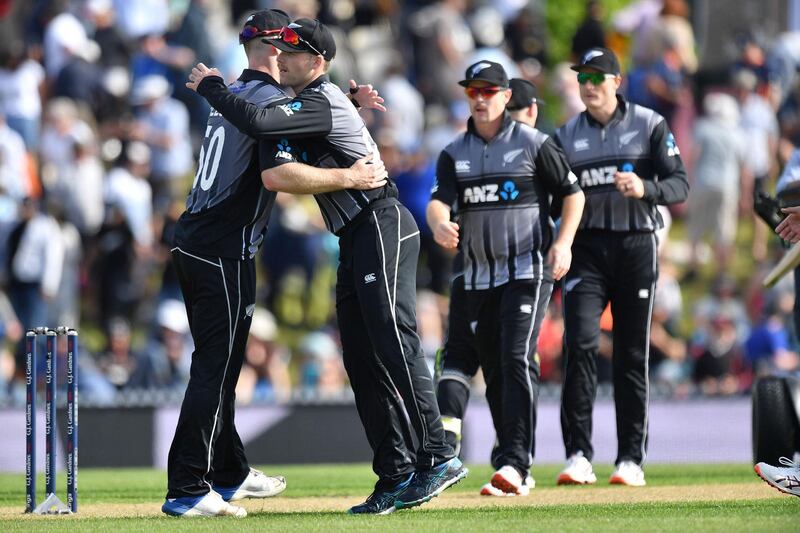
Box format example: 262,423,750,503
215,468,287,501
162,489,247,517
490,465,526,495
754,457,800,497
609,461,646,486
481,475,534,496
557,453,597,485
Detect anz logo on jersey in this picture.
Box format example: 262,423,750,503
275,139,308,163
579,163,634,188
462,180,519,204
278,101,303,116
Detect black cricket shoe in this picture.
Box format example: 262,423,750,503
394,458,468,510
348,474,414,515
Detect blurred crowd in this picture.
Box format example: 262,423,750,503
1,0,799,405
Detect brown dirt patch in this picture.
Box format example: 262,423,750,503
0,483,780,519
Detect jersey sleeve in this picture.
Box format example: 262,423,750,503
198,76,333,139
431,150,459,206
534,137,582,198
644,119,689,204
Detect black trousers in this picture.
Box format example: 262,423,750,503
337,200,453,489
561,230,658,466
167,248,254,498
469,278,552,477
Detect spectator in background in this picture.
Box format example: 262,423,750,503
650,260,689,393
104,141,154,252
0,113,29,202
113,0,170,41
745,292,800,377
692,311,745,396
380,55,426,154
43,7,98,79
571,0,606,62
98,317,144,389
692,275,751,347
686,93,748,278
138,299,192,390
297,330,347,399
734,69,779,262
128,75,193,213
46,200,82,329
0,292,22,400
57,129,105,238
236,308,291,404
644,0,697,75
51,26,104,109
0,41,45,151
409,0,474,105
40,98,95,181
465,6,521,79
6,198,65,365
733,32,772,97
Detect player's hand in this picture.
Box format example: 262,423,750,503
349,80,386,112
547,241,572,281
186,63,222,92
614,171,644,199
777,207,800,243
347,154,388,190
433,221,459,249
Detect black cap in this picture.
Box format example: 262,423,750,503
239,9,291,44
271,18,336,61
458,61,509,88
507,78,544,111
570,47,621,75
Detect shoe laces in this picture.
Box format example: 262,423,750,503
778,456,800,469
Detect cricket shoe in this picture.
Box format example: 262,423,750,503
754,457,800,497
557,453,597,485
214,468,286,501
481,475,534,496
162,490,247,517
394,458,468,510
609,461,646,486
348,474,414,515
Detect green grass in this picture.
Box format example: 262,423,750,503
0,463,794,531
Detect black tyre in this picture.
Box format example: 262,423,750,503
752,376,800,464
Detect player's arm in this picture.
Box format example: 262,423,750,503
644,119,690,204
190,65,332,139
535,137,585,280
258,140,387,194
427,151,460,249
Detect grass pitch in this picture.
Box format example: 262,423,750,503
0,463,794,531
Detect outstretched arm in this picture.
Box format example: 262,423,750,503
261,155,388,194
187,63,332,139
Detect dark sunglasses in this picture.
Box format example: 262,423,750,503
577,72,614,85
465,86,503,99
280,26,323,57
239,25,282,44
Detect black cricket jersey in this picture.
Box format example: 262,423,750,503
197,74,397,235
173,70,287,259
555,95,689,232
432,114,581,291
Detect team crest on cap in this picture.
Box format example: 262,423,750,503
582,50,603,63
470,62,492,77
